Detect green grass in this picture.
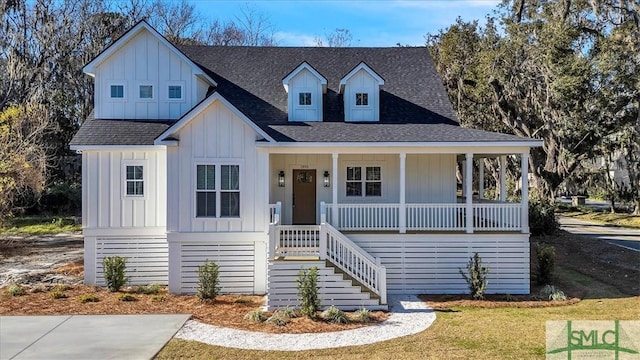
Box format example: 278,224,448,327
156,262,640,359
557,204,640,228
0,216,81,236
156,297,640,359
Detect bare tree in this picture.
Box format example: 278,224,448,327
314,28,353,47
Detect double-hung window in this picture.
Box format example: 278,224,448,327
110,84,125,99
299,92,312,106
355,92,368,106
196,164,240,218
123,162,145,197
346,166,381,197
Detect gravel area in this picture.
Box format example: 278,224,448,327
174,294,436,351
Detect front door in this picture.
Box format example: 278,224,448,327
292,169,316,225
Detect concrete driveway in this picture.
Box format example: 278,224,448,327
558,216,640,252
0,314,190,360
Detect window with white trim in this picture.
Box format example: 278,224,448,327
110,84,125,99
299,92,312,106
346,166,381,197
139,85,153,99
355,92,368,106
168,85,182,100
196,164,240,218
125,165,144,196
196,165,216,217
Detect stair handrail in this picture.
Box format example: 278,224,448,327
320,222,387,304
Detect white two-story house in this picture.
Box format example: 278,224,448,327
70,21,542,309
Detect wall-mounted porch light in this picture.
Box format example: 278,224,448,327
278,171,285,187
323,170,330,187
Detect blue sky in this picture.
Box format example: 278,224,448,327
192,0,500,46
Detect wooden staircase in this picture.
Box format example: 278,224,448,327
266,259,387,311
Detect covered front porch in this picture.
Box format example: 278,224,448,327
265,147,531,234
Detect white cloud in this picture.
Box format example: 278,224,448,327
274,31,318,46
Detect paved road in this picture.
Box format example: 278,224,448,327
558,216,640,252
0,314,190,360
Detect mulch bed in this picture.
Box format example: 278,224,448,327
421,294,580,309
0,284,388,334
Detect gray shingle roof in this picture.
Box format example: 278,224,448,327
177,46,461,142
71,44,539,146
69,112,172,146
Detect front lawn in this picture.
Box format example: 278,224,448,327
0,216,81,236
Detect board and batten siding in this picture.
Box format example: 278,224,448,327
347,233,530,294
82,149,166,230
93,28,208,120
166,100,268,233
269,153,456,224
287,68,323,122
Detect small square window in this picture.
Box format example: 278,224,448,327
110,85,124,99
168,85,182,99
299,92,312,106
139,85,153,99
356,93,368,106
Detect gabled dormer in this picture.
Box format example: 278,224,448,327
340,62,384,122
83,21,216,120
282,62,327,122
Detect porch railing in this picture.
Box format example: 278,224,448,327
472,203,521,231
322,202,522,232
321,222,387,304
406,203,466,231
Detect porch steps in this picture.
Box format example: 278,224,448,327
266,260,387,311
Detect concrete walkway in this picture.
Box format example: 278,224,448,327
0,314,190,360
175,294,436,351
558,216,640,252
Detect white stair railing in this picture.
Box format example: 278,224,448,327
268,202,281,258
320,222,387,305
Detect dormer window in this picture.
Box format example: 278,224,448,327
283,62,327,122
299,92,312,106
340,62,384,122
356,93,368,106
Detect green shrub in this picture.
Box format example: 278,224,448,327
79,294,100,303
529,199,558,236
297,266,320,319
503,294,516,302
49,289,68,299
265,311,289,326
540,285,567,301
534,245,556,285
354,308,372,322
196,260,220,302
459,252,490,300
117,293,137,302
243,310,266,322
322,305,349,324
280,306,299,319
135,283,162,295
102,256,129,292
6,284,25,296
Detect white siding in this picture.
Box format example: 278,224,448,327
344,69,379,122
288,69,323,122
94,29,201,120
167,100,267,233
94,236,168,286
348,233,531,294
406,154,457,203
82,149,166,230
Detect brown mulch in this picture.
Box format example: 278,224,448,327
0,284,388,334
420,294,580,310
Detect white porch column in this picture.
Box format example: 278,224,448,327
465,153,473,233
461,159,466,197
332,153,339,228
399,152,406,233
499,155,507,202
478,158,484,200
521,152,530,233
